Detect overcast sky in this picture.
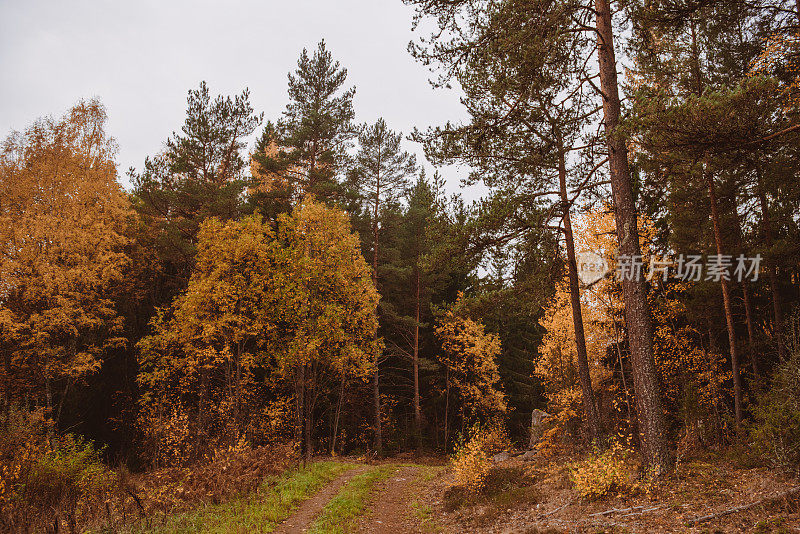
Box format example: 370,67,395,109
0,0,472,192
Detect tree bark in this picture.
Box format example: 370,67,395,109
755,165,786,360
331,376,346,455
741,280,759,382
705,174,743,431
295,362,305,464
413,267,422,448
594,0,670,473
558,140,601,442
304,377,313,464
443,369,450,451
730,200,760,383
372,171,383,455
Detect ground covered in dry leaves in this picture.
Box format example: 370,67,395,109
416,451,800,533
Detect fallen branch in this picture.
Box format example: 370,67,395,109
618,505,666,518
538,500,574,519
688,486,800,525
588,503,665,518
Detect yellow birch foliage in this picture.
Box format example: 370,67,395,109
0,100,130,403
436,299,507,421
137,199,378,463
276,198,379,378
535,209,619,450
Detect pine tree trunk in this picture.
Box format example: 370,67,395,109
706,174,743,431
755,166,786,360
741,280,759,382
413,267,422,448
594,0,670,473
372,178,383,455
731,202,760,383
558,140,601,442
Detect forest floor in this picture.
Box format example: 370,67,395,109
416,449,800,533
132,450,800,533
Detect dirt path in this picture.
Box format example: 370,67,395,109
272,465,370,534
355,465,425,534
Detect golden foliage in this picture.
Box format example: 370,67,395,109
137,198,379,462
451,420,510,492
535,209,619,445
275,198,379,377
0,99,130,404
436,298,507,421
569,437,639,500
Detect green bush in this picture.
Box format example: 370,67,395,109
0,409,117,533
751,351,800,472
25,434,116,512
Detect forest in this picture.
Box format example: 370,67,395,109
1,0,800,532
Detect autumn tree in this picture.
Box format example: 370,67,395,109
253,41,356,206
138,199,378,464
137,215,290,461
0,100,130,422
350,118,416,453
277,199,379,462
435,299,507,445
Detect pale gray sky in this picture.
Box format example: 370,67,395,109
0,0,472,192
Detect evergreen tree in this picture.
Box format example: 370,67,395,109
406,0,670,472
252,40,356,207
131,81,261,297
407,0,605,441
350,118,416,453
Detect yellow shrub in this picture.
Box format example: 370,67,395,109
451,421,510,492
536,388,582,459
569,439,638,500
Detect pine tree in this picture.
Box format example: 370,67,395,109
252,40,356,206
406,0,604,441
350,118,416,453
405,0,670,472
131,81,261,296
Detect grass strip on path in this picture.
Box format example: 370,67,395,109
130,461,354,534
308,465,394,534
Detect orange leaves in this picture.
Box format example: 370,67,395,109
436,299,507,420
0,99,130,400
277,197,379,378
137,198,380,458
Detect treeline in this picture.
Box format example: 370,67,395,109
0,40,542,478
1,0,800,507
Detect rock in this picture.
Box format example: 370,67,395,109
492,451,511,463
520,449,538,461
